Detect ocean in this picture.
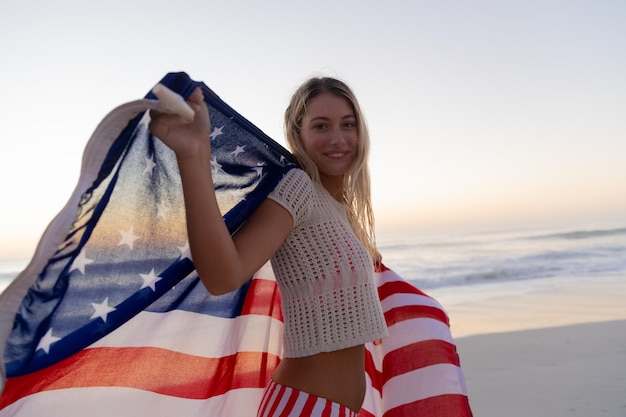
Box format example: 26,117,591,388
1,224,625,307
378,224,626,306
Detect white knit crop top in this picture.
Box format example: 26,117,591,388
267,168,388,358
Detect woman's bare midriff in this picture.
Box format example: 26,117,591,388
271,345,366,413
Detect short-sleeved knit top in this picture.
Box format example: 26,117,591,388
267,168,388,358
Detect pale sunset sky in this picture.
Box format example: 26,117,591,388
1,0,625,260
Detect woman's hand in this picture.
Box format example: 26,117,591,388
148,87,212,159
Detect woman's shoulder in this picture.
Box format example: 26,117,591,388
275,167,315,193
267,168,315,225
283,167,312,182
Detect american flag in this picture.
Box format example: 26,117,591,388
0,73,472,416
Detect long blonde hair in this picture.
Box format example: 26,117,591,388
284,77,380,262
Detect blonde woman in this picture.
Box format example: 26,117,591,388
149,77,388,416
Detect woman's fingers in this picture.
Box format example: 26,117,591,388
152,84,195,122
148,87,211,157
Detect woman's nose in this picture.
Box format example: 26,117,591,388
329,128,345,145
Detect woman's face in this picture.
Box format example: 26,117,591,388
300,92,358,185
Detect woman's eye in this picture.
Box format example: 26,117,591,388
313,124,327,130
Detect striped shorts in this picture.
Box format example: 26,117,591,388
257,378,360,417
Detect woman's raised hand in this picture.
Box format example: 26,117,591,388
148,87,212,159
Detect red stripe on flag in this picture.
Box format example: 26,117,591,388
384,393,473,417
0,346,279,409
365,339,461,393
364,347,381,394
381,340,461,382
377,280,433,301
359,409,375,417
241,278,283,321
384,304,450,327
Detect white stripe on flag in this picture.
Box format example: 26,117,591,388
380,292,445,312
0,386,264,417
382,363,469,411
90,309,284,358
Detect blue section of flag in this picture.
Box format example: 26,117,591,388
3,73,296,377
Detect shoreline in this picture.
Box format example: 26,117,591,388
443,276,626,339
444,278,626,417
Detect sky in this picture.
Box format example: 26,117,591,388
1,0,625,260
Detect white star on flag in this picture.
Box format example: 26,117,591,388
143,155,157,176
209,126,224,140
118,226,140,249
90,297,116,322
177,241,191,259
252,166,263,177
211,156,224,173
230,145,246,157
140,268,162,291
70,249,94,274
36,328,61,354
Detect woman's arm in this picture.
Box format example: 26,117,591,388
149,88,293,295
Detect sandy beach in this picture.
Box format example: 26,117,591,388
445,278,626,417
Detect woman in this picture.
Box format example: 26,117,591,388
149,77,388,416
